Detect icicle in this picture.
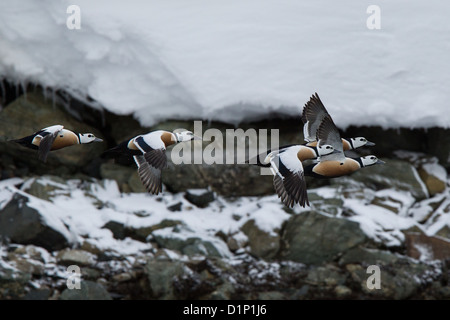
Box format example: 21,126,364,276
0,79,5,105
52,88,56,110
20,80,27,100
100,107,106,127
15,81,20,98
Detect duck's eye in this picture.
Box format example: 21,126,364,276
88,135,93,138
361,138,365,141
326,146,331,149
370,156,375,160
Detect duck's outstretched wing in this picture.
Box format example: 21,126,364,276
270,147,309,208
302,93,330,143
133,150,167,195
316,115,346,162
38,125,64,163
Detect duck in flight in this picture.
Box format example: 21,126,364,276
302,93,375,150
102,129,201,195
269,115,384,208
11,125,103,163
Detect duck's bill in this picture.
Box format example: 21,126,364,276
94,138,103,142
193,135,202,141
365,141,376,147
376,159,385,164
332,149,342,154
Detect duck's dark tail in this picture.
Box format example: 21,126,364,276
9,135,38,150
102,141,141,166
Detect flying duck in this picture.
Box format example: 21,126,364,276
102,129,201,195
302,93,375,150
269,115,384,208
11,125,103,162
262,143,340,207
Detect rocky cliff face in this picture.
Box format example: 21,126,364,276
0,86,449,300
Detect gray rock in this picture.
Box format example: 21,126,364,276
436,225,450,240
184,189,215,208
0,261,31,299
404,232,450,261
345,261,433,300
280,211,368,265
241,219,280,260
23,175,68,201
59,280,112,300
7,255,45,276
102,221,127,240
145,259,185,299
99,162,145,193
305,265,347,286
339,247,399,266
129,219,183,242
334,285,352,298
0,193,69,251
418,165,447,197
338,159,428,201
24,288,51,300
153,227,225,258
56,249,97,266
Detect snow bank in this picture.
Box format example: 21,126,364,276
1,0,449,127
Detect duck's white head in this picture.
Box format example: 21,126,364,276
173,128,202,142
360,155,385,167
350,137,375,149
79,133,103,144
317,144,341,156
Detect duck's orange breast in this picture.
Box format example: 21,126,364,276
297,147,316,161
312,158,360,178
161,131,176,147
50,131,79,150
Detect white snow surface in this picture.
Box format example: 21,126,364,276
1,0,450,128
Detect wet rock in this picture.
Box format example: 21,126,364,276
12,245,50,263
225,231,248,252
345,259,440,300
280,211,368,265
145,258,185,299
336,159,429,201
305,265,347,287
59,280,112,300
418,162,447,196
57,249,97,266
102,221,127,240
7,254,45,276
0,193,70,251
404,232,450,261
24,288,51,300
339,247,399,266
407,194,446,224
152,226,226,258
129,219,183,242
436,225,450,240
163,163,274,197
241,219,280,260
184,189,215,208
23,175,68,201
307,188,345,216
0,260,31,299
167,202,182,212
99,162,145,193
334,285,352,298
